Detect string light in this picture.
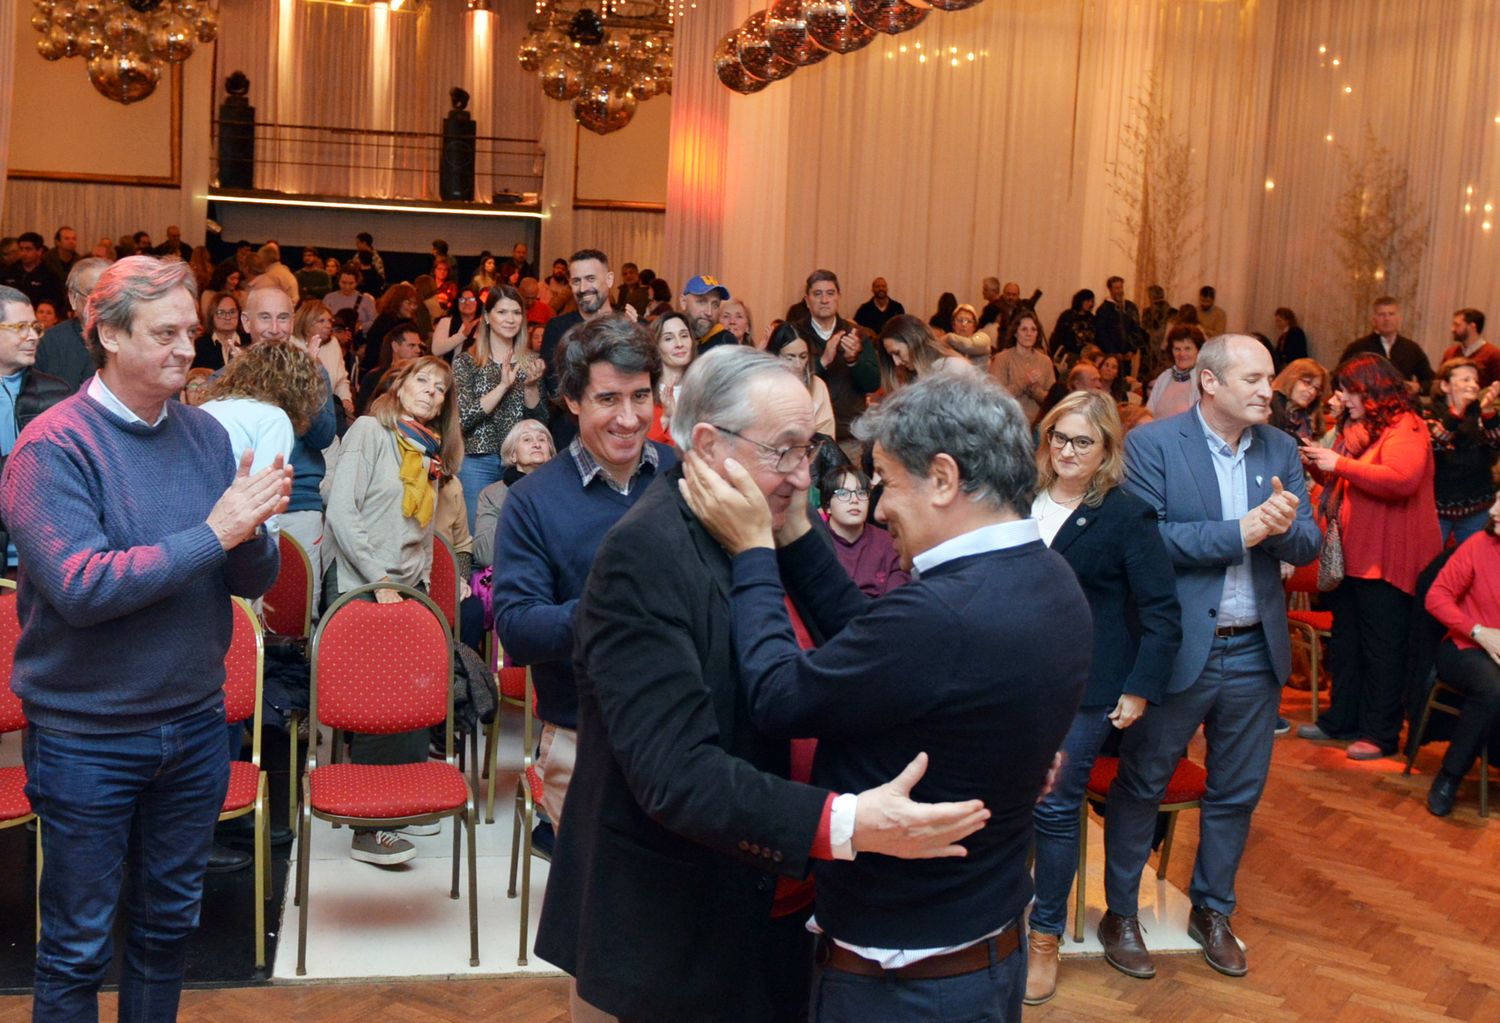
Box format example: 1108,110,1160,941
1468,185,1476,195
1325,133,1334,142
1485,221,1494,232
1331,57,1340,66
1465,204,1473,214
1317,44,1327,54
1264,179,1276,191
1343,85,1353,94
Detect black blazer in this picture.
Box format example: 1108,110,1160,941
1274,326,1308,369
534,468,830,1023
1049,486,1182,706
1340,333,1434,389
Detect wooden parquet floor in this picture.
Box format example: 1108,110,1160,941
4,711,1498,1023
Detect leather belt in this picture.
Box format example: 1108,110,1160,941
815,926,1020,981
1214,623,1261,637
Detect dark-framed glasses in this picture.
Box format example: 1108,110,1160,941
713,426,824,473
1046,428,1098,453
831,487,870,502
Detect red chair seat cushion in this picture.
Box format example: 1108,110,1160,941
222,761,259,814
1288,609,1333,632
309,761,468,818
524,763,544,805
1087,756,1207,805
498,667,527,702
0,765,31,822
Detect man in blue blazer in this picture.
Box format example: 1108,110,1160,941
1102,335,1320,980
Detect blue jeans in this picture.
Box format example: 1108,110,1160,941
1029,706,1116,935
456,452,503,534
810,941,1026,1022
1441,508,1491,547
25,704,231,1023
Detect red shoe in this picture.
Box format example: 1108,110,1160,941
1346,740,1386,761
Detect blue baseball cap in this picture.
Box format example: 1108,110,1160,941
683,274,731,300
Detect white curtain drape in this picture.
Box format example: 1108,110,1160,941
666,0,1275,342
214,0,540,200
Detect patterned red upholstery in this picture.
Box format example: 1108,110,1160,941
264,531,313,639
524,763,544,805
223,598,262,726
222,761,259,814
430,534,459,631
498,667,527,702
1288,608,1333,632
0,765,30,822
309,761,468,818
0,590,23,734
313,597,452,733
1087,756,1207,806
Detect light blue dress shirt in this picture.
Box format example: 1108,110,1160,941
1195,406,1258,627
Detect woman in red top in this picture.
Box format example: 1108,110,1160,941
1422,494,1500,815
1299,354,1442,759
647,312,693,446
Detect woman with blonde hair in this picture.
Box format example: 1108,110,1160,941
1270,357,1329,443
946,302,993,365
718,299,755,347
323,355,463,863
1025,389,1181,1006
293,299,354,421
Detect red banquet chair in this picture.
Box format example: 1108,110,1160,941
429,534,482,798
506,664,544,966
1073,755,1207,942
1285,560,1332,723
267,530,316,832
294,582,478,976
482,636,531,825
219,596,273,968
0,581,40,938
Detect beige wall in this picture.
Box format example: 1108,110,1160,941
574,97,670,209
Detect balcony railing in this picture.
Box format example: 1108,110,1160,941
211,119,544,206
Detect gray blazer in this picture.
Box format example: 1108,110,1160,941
1123,407,1321,694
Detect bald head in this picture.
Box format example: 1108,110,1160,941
242,285,294,345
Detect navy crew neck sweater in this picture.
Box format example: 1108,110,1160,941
0,391,280,733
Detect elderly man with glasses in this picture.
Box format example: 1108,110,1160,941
535,347,997,1023
0,285,72,566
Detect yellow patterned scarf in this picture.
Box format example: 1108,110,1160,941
394,419,443,526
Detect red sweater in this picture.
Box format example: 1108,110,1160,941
1326,411,1441,595
1426,530,1500,650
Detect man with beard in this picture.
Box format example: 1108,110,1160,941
540,249,634,449
683,274,734,352
853,277,905,335
1441,308,1500,387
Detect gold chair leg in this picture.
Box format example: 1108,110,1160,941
288,710,300,832
1405,690,1440,777
467,801,480,967
295,793,313,976
519,799,533,967
1157,810,1180,879
484,712,501,825
254,782,267,970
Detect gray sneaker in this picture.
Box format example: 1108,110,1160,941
1296,723,1331,740
399,821,441,837
350,830,416,865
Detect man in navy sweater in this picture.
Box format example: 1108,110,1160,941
683,369,1089,1022
493,314,671,829
0,256,288,1020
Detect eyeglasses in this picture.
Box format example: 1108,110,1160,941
0,321,43,337
1047,428,1098,453
830,487,870,502
713,426,824,474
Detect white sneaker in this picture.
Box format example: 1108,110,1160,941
350,830,416,865
399,821,441,837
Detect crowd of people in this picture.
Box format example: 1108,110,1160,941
2,221,1500,1023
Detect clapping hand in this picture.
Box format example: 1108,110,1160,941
206,451,292,550
1241,476,1299,547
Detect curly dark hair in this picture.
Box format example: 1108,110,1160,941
1333,352,1415,437
200,339,326,434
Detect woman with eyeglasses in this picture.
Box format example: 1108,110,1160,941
1024,390,1181,1006
820,465,907,597
767,321,837,438
431,288,483,359
193,291,246,370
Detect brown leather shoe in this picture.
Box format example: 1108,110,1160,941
1098,911,1156,979
1023,929,1060,1005
1188,906,1248,977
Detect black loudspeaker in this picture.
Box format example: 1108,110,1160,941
440,111,476,202
218,97,255,189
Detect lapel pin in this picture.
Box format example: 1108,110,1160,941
1076,517,1087,526
1255,475,1264,487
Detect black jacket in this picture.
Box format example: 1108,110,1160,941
1049,487,1182,706
34,318,93,393
535,469,828,1023
0,367,73,553
1340,333,1433,389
